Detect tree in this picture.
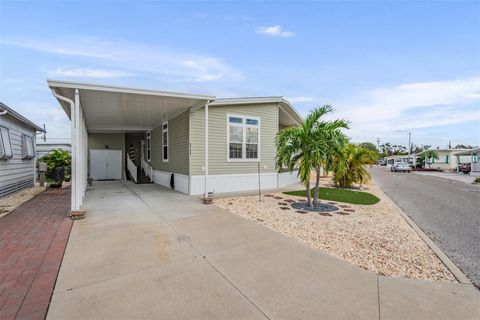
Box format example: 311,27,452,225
275,105,348,207
311,114,349,206
332,144,376,188
39,149,71,184
423,150,439,168
360,142,378,153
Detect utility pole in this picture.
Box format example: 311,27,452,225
408,132,412,162
376,137,380,151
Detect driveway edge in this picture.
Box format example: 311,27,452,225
389,199,472,285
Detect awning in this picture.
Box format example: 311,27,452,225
48,80,215,133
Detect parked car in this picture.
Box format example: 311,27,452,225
391,162,411,172
459,163,471,174
378,158,386,166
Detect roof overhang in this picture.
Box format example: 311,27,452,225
454,148,480,155
414,148,474,156
48,80,215,133
0,102,45,132
211,97,303,126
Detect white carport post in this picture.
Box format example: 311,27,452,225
50,88,86,214
73,89,88,211
204,101,209,198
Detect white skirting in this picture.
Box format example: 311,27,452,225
153,170,301,195
152,170,189,194
278,170,300,187
190,172,288,195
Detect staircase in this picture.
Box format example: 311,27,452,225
137,168,152,183
126,154,152,184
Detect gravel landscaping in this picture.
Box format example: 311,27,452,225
0,185,46,218
214,178,456,282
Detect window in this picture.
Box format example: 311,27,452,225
21,135,35,159
146,131,151,161
227,115,260,161
0,127,13,160
162,121,168,162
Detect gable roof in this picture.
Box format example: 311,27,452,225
0,102,45,132
211,97,303,126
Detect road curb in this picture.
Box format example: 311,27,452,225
390,199,472,285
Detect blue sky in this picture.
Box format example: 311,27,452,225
1,0,479,148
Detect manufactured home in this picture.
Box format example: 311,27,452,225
36,142,71,158
48,80,302,213
414,148,472,171
0,102,44,197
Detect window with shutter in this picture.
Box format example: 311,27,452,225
0,127,13,160
21,135,35,159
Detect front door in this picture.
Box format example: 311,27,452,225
89,149,122,180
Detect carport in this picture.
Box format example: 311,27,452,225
48,80,214,213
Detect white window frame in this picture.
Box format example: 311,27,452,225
146,131,151,162
0,127,13,160
22,134,35,159
226,114,260,162
162,121,168,162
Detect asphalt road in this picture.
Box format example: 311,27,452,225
369,166,480,288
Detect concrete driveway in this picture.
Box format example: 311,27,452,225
47,181,480,320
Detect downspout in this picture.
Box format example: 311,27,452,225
204,101,210,198
50,88,77,211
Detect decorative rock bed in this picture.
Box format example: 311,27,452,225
214,178,456,282
291,201,338,212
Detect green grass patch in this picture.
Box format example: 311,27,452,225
284,187,380,205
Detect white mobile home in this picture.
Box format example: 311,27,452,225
0,103,45,197
48,80,303,213
414,148,472,171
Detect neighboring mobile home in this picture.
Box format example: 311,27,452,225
48,80,302,213
36,142,71,158
414,148,471,171
0,102,45,197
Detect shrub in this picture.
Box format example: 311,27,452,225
39,149,71,185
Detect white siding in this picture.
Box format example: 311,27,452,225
0,115,37,197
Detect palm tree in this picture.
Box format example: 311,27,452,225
424,150,439,168
333,144,376,188
275,105,348,207
311,118,349,206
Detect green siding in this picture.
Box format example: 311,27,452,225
190,103,279,175
88,133,125,151
150,110,189,175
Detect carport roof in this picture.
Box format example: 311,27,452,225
454,147,480,155
48,80,303,133
48,80,215,133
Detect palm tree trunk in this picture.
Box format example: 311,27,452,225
306,180,312,207
313,166,321,207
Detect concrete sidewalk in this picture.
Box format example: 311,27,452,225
47,181,480,320
414,171,477,184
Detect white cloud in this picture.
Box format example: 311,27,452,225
2,37,243,83
2,38,110,58
335,77,480,141
255,25,295,38
46,68,132,79
286,96,315,103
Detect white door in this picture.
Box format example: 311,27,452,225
89,149,122,180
